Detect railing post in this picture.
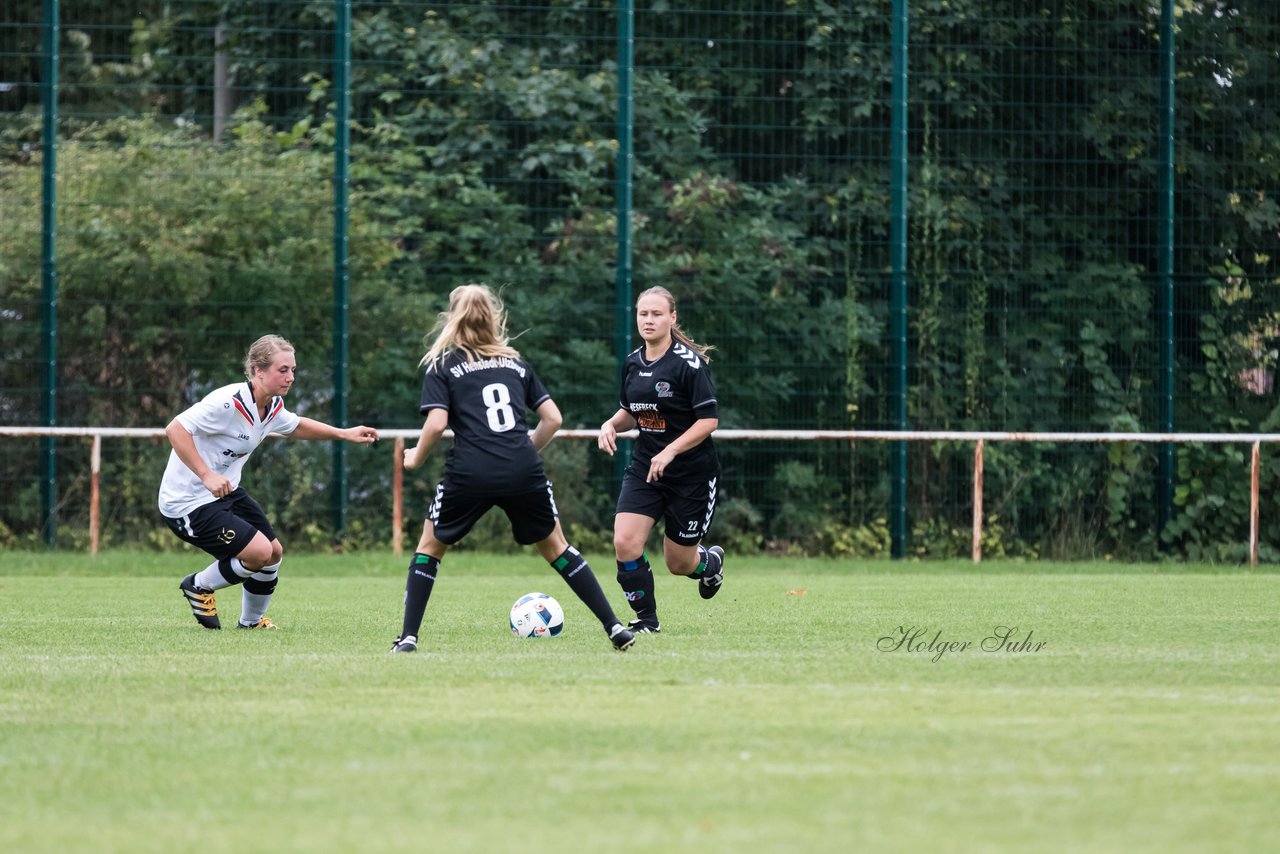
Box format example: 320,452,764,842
1250,441,1260,569
393,436,404,557
972,439,984,563
90,434,101,555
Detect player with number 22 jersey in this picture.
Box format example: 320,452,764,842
598,286,727,635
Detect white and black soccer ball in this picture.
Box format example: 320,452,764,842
509,592,565,638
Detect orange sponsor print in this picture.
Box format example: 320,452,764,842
637,411,667,432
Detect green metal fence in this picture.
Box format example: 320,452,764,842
2,1,1278,560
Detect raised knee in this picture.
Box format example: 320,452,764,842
238,545,274,572
663,548,698,576
665,556,695,575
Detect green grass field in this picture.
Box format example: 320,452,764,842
1,552,1277,853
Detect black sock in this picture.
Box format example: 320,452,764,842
400,552,440,640
690,545,722,579
216,558,246,587
552,546,619,629
616,554,655,617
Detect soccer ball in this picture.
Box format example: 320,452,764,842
509,592,565,638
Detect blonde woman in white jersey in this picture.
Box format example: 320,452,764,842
158,335,378,630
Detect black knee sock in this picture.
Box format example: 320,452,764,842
616,554,655,617
401,552,440,640
551,546,620,629
217,557,248,587
690,545,722,579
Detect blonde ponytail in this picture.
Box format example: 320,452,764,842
420,284,521,369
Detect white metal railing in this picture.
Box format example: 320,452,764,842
2,426,1276,565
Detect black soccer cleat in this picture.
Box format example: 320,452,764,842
699,545,725,600
389,635,418,654
608,623,635,652
627,614,661,634
180,573,221,630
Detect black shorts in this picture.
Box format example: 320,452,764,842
162,488,277,560
615,469,718,546
428,477,559,546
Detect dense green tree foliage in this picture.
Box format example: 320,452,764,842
2,1,1277,558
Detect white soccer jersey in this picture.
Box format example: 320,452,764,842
157,382,301,518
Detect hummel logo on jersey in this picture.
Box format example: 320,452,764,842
673,342,701,369
639,371,653,377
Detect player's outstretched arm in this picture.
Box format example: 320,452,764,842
405,408,448,470
288,417,379,444
530,399,563,452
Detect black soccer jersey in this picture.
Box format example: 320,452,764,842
420,351,552,492
619,340,718,481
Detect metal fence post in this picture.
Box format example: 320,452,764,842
614,0,636,484
331,0,352,545
889,0,909,558
40,0,60,547
1157,0,1176,548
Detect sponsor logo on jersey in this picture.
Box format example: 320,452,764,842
630,402,660,412
655,381,672,397
222,448,249,459
448,356,527,379
637,411,667,432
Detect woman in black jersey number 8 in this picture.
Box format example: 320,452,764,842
389,284,635,654
598,286,726,634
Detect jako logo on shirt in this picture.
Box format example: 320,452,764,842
655,381,672,397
